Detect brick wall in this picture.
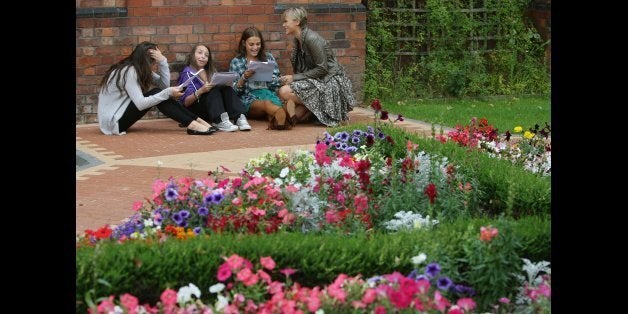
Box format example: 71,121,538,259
76,0,366,124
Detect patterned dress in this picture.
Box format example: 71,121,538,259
289,28,355,126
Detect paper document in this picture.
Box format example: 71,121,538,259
177,69,204,89
209,72,239,86
248,61,275,82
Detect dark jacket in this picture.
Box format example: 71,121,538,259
291,27,343,83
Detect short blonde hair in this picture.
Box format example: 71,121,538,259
282,7,307,28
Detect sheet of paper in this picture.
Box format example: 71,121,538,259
209,72,239,86
177,69,204,89
248,61,275,82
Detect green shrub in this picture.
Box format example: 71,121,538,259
77,217,549,313
331,123,550,217
365,0,550,98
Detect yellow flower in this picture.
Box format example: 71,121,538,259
523,131,535,139
514,126,523,133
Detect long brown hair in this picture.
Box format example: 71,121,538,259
236,26,268,62
186,44,216,74
99,41,157,94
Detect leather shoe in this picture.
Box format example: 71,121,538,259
186,127,216,135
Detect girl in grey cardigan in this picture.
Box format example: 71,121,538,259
97,41,215,135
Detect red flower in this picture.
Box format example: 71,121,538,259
371,99,382,112
424,183,437,204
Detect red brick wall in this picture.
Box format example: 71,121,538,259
76,0,366,124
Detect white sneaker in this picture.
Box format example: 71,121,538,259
212,112,239,132
236,114,252,131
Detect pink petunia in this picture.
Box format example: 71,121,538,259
237,268,259,287
447,306,464,314
286,184,299,193
258,269,272,284
260,256,276,270
132,201,143,211
247,191,258,200
120,293,139,312
217,263,232,282
160,289,177,306
280,268,297,277
361,288,377,304
456,297,476,311
97,295,116,313
433,290,451,311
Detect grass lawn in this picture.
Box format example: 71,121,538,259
377,95,550,133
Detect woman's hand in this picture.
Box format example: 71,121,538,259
280,75,293,85
243,69,254,80
170,86,184,98
148,48,166,62
200,81,215,94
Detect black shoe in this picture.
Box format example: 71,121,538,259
186,128,216,135
178,123,186,128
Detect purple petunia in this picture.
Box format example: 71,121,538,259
452,284,476,296
198,206,209,216
211,191,224,204
436,276,452,291
334,132,349,142
204,194,214,205
179,210,190,219
425,262,441,278
407,269,419,280
172,212,183,225
165,187,179,201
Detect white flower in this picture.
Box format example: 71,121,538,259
143,219,153,227
215,295,229,311
411,253,427,265
177,286,192,304
209,283,225,293
177,283,200,304
315,310,325,314
280,167,290,178
188,283,201,298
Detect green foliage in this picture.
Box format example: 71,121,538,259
365,0,550,98
77,216,549,313
330,123,550,217
462,219,523,309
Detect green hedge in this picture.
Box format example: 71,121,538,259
77,216,549,312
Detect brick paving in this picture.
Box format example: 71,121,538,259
76,107,445,234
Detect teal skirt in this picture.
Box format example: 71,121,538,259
251,89,282,108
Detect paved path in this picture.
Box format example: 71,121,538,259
76,107,446,234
